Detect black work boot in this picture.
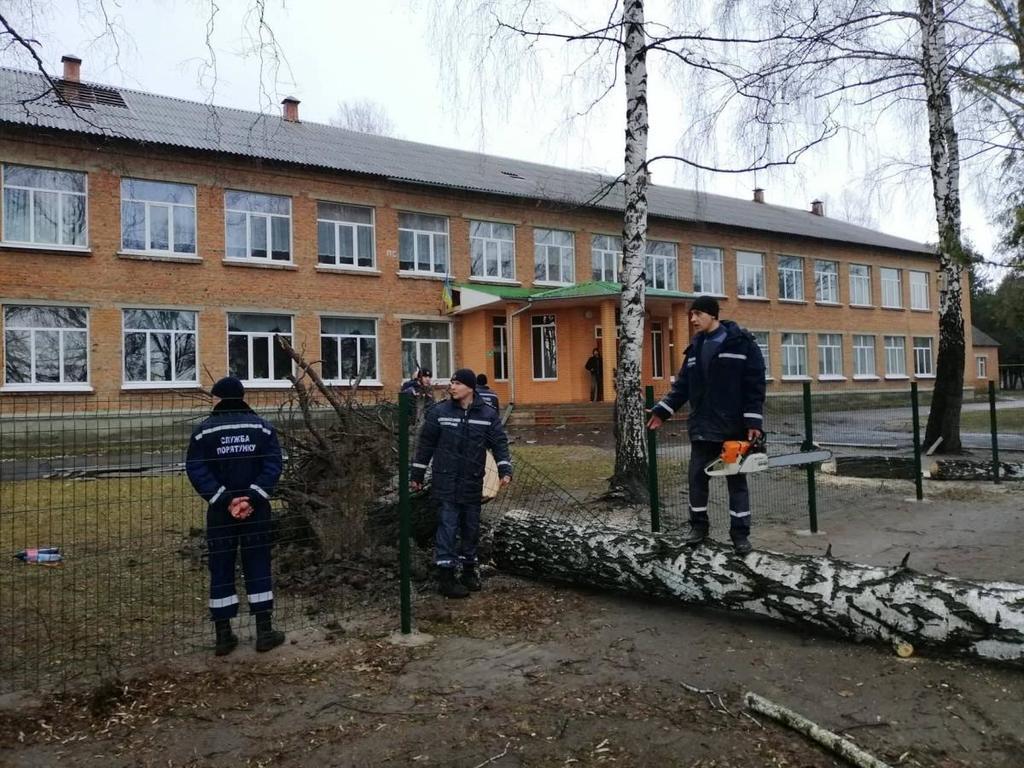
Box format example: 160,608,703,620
731,531,753,555
438,568,469,599
461,565,482,592
214,619,238,656
683,524,709,546
254,612,285,653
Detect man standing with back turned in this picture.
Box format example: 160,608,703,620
646,296,766,554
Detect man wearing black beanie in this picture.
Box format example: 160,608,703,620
646,297,766,555
411,367,512,597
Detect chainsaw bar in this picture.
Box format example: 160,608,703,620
705,448,833,476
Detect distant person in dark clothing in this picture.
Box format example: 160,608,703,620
475,373,500,412
400,367,433,399
186,376,285,655
586,348,603,401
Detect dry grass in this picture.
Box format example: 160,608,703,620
511,444,613,495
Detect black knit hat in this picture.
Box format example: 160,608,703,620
476,373,488,386
211,376,245,400
690,295,720,318
451,368,477,389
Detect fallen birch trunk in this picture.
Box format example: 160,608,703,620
492,510,1024,665
929,459,1023,481
744,693,892,768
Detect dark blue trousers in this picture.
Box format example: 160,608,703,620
206,500,274,621
435,500,481,569
688,440,751,536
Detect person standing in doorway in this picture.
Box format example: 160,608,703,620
411,368,512,597
586,348,603,402
186,376,286,655
645,296,766,554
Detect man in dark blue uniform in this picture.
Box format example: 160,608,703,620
186,376,285,655
646,296,766,554
475,373,500,412
411,368,512,597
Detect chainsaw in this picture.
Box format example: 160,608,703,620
704,434,832,476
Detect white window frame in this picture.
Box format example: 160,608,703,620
224,190,292,263
120,179,197,256
122,309,199,388
401,320,453,379
320,316,380,385
781,332,809,379
531,314,558,380
470,220,516,281
881,268,903,308
778,255,805,301
693,246,724,295
849,264,872,306
1,163,88,249
2,304,91,391
909,270,930,310
737,251,766,298
853,334,877,379
399,213,450,275
884,335,907,378
591,234,621,282
645,241,678,291
534,228,575,285
817,333,844,379
226,312,294,386
751,331,771,379
651,321,664,378
492,316,509,381
815,260,839,304
913,336,935,377
317,202,376,270
976,355,988,379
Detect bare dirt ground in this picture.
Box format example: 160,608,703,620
2,431,1023,767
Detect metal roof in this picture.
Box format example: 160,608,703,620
972,326,1001,347
0,66,934,256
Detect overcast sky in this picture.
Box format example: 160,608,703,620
2,0,998,258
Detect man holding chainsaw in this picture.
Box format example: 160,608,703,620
646,296,765,554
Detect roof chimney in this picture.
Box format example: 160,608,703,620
281,96,300,123
753,187,765,204
62,55,82,83
810,199,825,216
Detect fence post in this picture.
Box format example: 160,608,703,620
910,382,924,501
802,381,819,533
398,392,412,634
645,385,661,533
989,380,1001,485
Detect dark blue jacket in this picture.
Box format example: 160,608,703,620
412,395,512,504
476,385,500,413
651,320,766,442
186,401,283,510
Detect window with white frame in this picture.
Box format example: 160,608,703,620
910,270,930,310
849,264,872,306
913,336,934,376
2,164,87,247
123,309,197,385
320,317,378,383
492,317,509,380
534,228,574,284
881,268,902,308
781,332,808,378
976,355,988,378
818,333,843,377
121,179,196,255
469,220,515,280
591,234,621,282
737,251,766,298
853,334,876,377
224,191,291,261
317,202,375,269
399,213,449,274
531,315,558,379
815,260,839,303
751,331,770,378
3,305,88,387
401,320,452,379
884,335,906,376
645,241,678,291
651,322,664,378
778,255,805,301
693,246,724,295
227,313,293,383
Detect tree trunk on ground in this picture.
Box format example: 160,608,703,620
493,510,1024,666
823,456,918,480
613,0,651,501
930,459,1024,481
920,0,966,454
